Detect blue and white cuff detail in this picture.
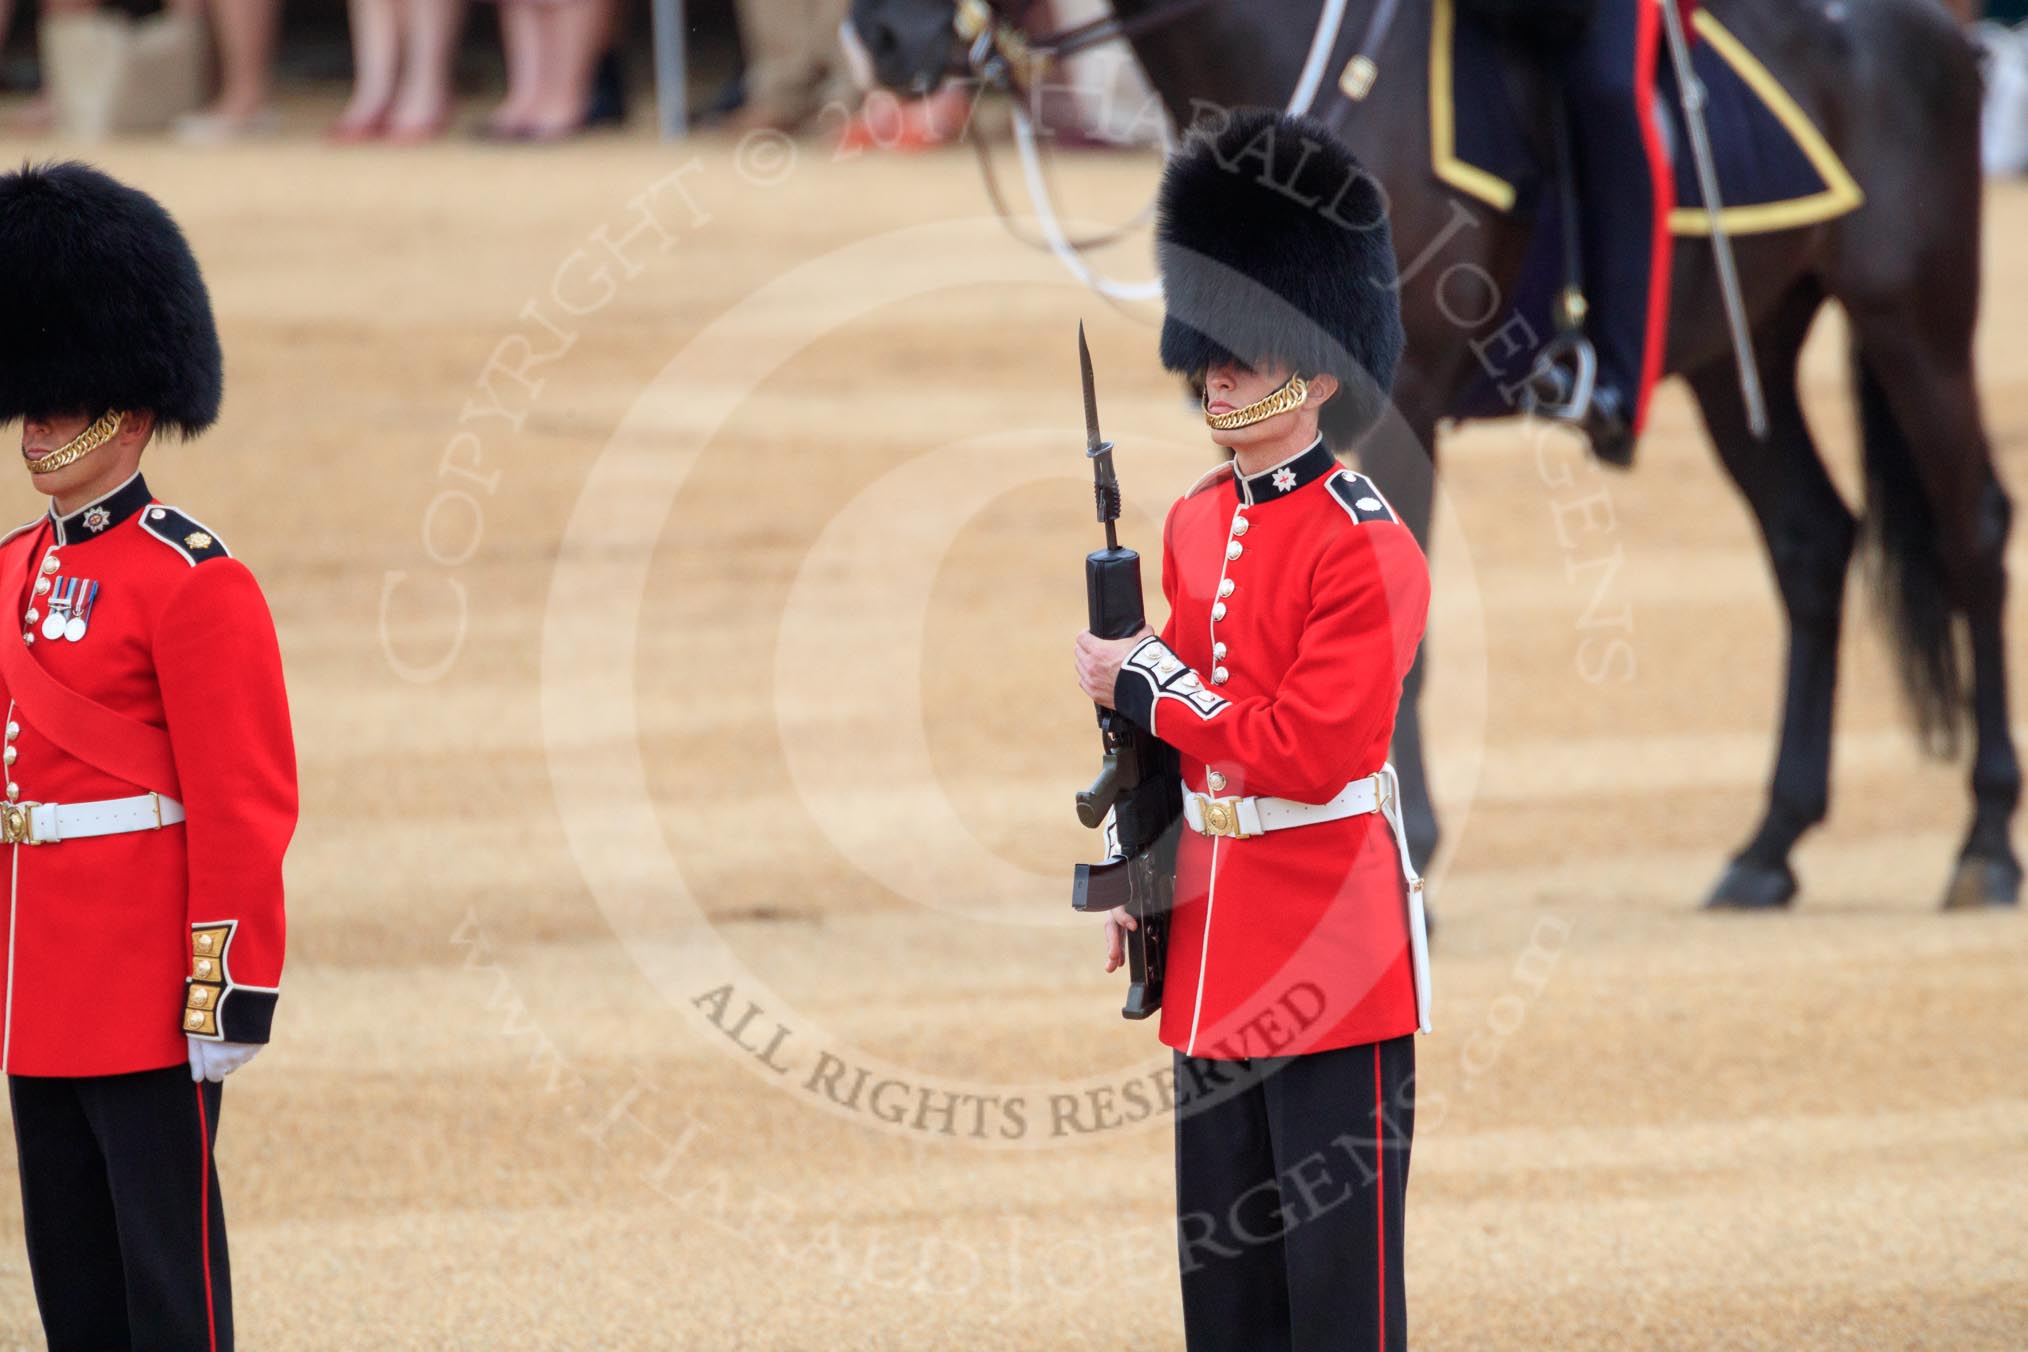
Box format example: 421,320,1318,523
1114,636,1229,734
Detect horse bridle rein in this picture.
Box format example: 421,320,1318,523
952,0,1402,112
952,0,1226,91
945,0,1407,284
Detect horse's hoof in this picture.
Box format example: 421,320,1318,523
1703,860,1797,910
1941,854,2022,910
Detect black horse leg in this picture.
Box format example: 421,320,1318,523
1688,285,1853,909
1845,308,2023,908
1358,389,1443,879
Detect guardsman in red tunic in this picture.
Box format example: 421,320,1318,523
1073,111,1429,1352
0,162,296,1351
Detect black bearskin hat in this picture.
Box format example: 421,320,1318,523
0,161,222,437
1157,109,1403,449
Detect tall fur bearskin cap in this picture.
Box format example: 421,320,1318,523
0,161,223,437
1157,109,1403,449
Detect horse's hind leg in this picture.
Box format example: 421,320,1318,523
1844,305,2023,908
1691,283,1854,909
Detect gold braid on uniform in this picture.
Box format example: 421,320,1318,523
28,410,124,475
1204,376,1308,431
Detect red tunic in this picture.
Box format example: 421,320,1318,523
1112,440,1429,1061
0,472,295,1077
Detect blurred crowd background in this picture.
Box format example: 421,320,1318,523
3,0,2027,166
0,0,1167,149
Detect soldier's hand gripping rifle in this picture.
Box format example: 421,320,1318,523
1069,325,1182,1020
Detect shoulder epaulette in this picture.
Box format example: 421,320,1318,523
139,506,231,565
1328,471,1400,525
1185,462,1236,499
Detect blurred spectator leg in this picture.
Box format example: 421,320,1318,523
385,0,465,141
512,0,611,140
177,0,281,138
13,0,97,129
733,0,828,132
1978,18,2028,175
485,0,542,135
331,0,400,140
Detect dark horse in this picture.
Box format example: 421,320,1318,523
854,0,2019,909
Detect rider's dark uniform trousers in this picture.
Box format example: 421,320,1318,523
1565,0,1678,433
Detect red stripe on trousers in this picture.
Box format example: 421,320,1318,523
196,1085,217,1352
1631,0,1677,434
1373,1043,1385,1348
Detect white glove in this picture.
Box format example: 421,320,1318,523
187,1037,262,1082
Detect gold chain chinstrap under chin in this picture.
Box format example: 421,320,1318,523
29,410,125,476
1203,376,1309,431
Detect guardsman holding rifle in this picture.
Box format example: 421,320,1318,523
1072,110,1430,1351
0,162,296,1352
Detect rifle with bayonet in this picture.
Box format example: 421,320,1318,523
1069,324,1181,1020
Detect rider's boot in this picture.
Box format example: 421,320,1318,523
1519,330,1638,468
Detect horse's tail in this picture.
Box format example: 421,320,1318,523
1854,347,1964,756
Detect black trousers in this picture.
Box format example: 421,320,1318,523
1174,1037,1414,1352
9,1066,232,1352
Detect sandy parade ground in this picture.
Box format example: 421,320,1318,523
0,107,2022,1349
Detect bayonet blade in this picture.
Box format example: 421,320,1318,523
1079,322,1102,453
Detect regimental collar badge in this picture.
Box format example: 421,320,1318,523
1236,438,1336,506
50,472,152,545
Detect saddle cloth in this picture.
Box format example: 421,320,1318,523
1429,0,1864,419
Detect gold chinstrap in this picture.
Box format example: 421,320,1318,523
1203,375,1309,431
27,410,124,476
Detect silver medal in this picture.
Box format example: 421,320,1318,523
39,607,66,642
58,579,97,644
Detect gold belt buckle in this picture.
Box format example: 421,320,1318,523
1196,795,1246,839
0,801,40,846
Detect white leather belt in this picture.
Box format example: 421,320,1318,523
1184,764,1433,1035
0,792,185,846
1184,775,1383,839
